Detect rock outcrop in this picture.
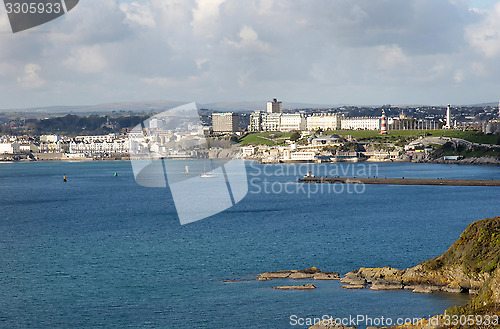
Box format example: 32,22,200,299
337,216,500,329
258,267,339,281
341,217,500,296
273,283,316,290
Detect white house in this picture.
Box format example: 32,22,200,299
0,142,20,154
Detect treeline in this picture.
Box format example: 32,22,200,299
1,114,150,136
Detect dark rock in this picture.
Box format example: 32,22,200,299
273,283,316,290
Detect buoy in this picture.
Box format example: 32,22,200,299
114,172,118,177
63,175,67,182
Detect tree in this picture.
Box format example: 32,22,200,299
289,131,301,141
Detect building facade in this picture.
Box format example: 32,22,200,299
267,98,282,114
306,114,341,131
212,112,239,133
249,111,264,132
280,113,306,132
69,139,128,155
262,113,281,131
341,117,380,130
0,142,20,154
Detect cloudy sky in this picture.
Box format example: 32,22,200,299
1,0,500,108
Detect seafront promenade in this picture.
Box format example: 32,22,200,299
299,176,500,187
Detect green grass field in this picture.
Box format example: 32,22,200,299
239,130,499,146
326,129,500,145
239,132,292,146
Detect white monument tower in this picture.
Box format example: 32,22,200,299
445,104,451,129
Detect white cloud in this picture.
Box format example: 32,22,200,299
454,70,465,83
376,45,409,70
17,64,46,89
63,45,108,73
120,1,156,28
0,0,499,107
191,0,226,37
470,61,486,77
466,2,500,57
225,25,269,52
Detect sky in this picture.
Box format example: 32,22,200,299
1,0,500,108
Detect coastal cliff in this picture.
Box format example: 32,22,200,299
320,216,500,329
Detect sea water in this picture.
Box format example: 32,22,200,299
0,161,498,328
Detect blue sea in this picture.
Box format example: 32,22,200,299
0,161,499,329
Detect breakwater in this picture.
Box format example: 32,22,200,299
298,176,500,186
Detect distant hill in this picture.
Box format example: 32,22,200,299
0,100,345,114
1,100,498,115
201,101,343,112
0,100,188,114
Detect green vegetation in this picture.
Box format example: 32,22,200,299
447,266,500,323
322,129,500,145
1,114,149,136
235,130,500,147
289,131,301,142
431,142,500,159
239,132,292,146
338,142,360,152
423,217,500,275
424,217,500,324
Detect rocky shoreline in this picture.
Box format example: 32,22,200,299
310,216,500,329
429,156,500,166
340,265,485,294
223,217,500,328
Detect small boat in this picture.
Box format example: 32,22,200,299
303,171,315,178
201,171,218,178
200,161,218,178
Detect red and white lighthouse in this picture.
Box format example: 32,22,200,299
380,111,388,135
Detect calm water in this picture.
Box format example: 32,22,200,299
0,161,499,329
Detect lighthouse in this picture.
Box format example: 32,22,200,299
380,110,388,134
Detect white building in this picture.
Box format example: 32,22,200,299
267,98,282,114
38,140,68,153
40,135,60,143
306,114,341,131
75,134,118,143
0,142,20,154
282,149,316,161
241,146,256,157
341,117,380,130
262,113,281,131
249,111,264,132
20,143,39,153
280,113,306,132
69,139,128,155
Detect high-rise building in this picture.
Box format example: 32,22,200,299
212,113,239,133
267,98,282,114
249,111,264,132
